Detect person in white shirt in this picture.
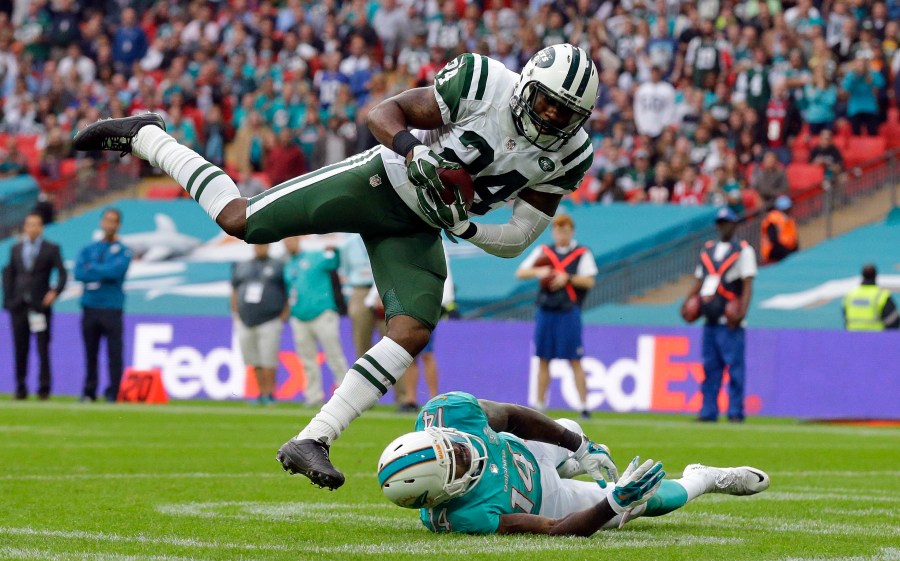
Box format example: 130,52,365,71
633,65,677,138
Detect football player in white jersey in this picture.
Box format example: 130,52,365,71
72,43,599,491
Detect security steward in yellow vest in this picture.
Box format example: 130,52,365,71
842,264,899,331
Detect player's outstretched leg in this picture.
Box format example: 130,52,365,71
633,463,769,523
73,113,247,238
680,464,770,496
277,316,424,489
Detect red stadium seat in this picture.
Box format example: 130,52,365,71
146,184,186,199
791,145,810,163
786,163,825,193
59,158,77,177
741,189,762,217
842,136,887,169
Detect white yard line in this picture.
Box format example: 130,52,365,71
0,527,286,552
774,548,900,561
0,526,741,555
654,511,898,538
0,546,212,561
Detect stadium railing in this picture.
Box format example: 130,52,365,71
43,158,143,217
469,149,899,321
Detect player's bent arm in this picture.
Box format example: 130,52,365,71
463,192,558,258
478,399,583,452
496,500,617,537
366,87,444,160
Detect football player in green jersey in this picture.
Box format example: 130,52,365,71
378,392,770,536
73,44,599,491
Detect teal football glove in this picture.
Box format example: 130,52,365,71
609,456,666,515
574,437,619,488
406,145,462,195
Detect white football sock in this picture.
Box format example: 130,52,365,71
673,471,711,501
132,125,240,220
298,336,413,445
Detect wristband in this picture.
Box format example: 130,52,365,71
454,222,477,240
392,130,424,158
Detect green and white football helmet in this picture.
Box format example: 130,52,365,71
511,43,599,151
377,427,487,509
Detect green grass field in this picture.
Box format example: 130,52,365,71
1,399,897,561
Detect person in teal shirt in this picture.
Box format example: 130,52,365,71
378,392,770,536
283,236,349,407
804,67,837,134
842,57,885,135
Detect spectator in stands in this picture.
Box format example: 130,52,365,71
633,64,677,138
750,151,789,209
201,105,228,168
112,8,148,74
842,54,885,135
516,215,598,419
230,110,272,175
842,264,900,330
231,243,288,405
761,195,799,265
803,66,839,133
283,236,348,408
683,208,757,423
672,165,708,205
2,212,67,400
75,208,132,403
763,80,803,165
235,168,266,200
710,164,746,217
165,105,201,152
265,129,307,187
809,129,846,181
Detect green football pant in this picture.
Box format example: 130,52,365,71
244,148,447,330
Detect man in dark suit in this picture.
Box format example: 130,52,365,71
2,212,67,400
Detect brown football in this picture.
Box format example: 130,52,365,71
681,294,701,323
532,254,555,290
725,298,743,324
437,167,476,208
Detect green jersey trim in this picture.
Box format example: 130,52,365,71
435,54,491,122
549,140,594,191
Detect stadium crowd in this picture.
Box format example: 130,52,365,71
1,0,899,217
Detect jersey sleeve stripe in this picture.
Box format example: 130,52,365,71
454,57,476,121
561,138,591,166
575,56,593,97
561,46,581,90
549,150,593,191
475,55,489,100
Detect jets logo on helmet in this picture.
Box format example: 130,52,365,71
511,44,599,151
378,427,487,509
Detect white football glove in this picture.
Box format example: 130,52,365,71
574,436,619,488
406,145,461,195
608,456,666,515
414,183,469,231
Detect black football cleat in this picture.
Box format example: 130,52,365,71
276,438,346,490
73,113,166,155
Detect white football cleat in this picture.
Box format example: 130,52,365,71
682,464,770,496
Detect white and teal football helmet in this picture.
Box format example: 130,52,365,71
511,43,599,151
377,427,487,509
